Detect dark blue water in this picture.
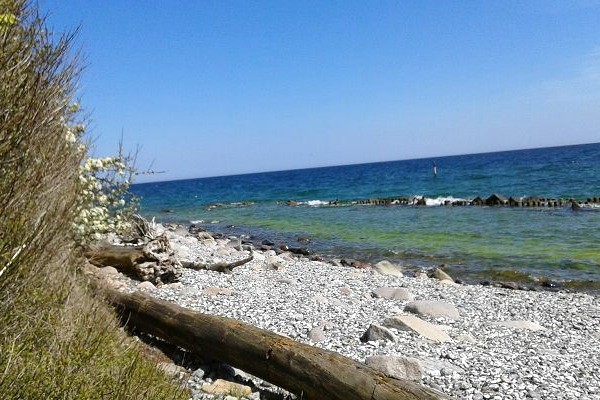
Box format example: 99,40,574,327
133,143,600,290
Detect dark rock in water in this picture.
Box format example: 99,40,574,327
480,281,491,286
508,197,521,207
297,236,311,243
500,282,519,290
310,255,323,261
416,197,427,206
571,200,581,211
540,279,563,290
188,224,206,234
340,259,355,267
160,209,174,213
485,194,507,206
262,239,275,246
260,244,271,251
289,247,311,256
471,197,484,206
278,244,289,252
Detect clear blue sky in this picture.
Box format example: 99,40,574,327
41,0,600,182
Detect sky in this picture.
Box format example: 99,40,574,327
41,0,600,182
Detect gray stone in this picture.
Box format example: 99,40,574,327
360,323,397,343
365,355,423,381
372,287,415,301
431,268,454,282
202,379,252,396
308,326,326,342
264,255,285,271
98,266,119,276
405,300,460,319
495,320,546,331
137,281,156,291
373,260,403,276
190,367,206,381
383,315,451,343
340,286,352,295
203,287,233,296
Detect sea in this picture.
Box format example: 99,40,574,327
132,142,600,292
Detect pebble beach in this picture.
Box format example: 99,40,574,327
105,224,600,400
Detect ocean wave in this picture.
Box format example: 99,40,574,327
423,196,469,206
304,199,330,207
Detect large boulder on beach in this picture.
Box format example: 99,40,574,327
373,260,403,276
405,300,460,319
383,315,451,343
360,323,397,343
365,355,423,381
372,287,415,301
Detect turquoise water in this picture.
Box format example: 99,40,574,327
132,143,600,289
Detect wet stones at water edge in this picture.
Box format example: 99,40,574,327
373,260,404,276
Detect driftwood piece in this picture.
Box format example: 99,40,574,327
182,253,254,273
86,233,181,284
86,245,145,275
104,288,451,400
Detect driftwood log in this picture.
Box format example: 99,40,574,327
86,244,146,275
88,243,254,275
85,233,181,284
104,287,450,400
181,252,254,272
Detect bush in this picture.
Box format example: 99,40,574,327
0,2,186,398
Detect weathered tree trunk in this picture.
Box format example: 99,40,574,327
85,245,145,274
103,288,451,400
182,253,254,272
85,234,182,284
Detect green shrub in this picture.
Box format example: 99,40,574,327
0,1,187,398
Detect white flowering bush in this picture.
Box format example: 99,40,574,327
62,106,137,243
74,148,137,243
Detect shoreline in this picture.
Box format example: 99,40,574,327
179,219,600,295
103,222,599,400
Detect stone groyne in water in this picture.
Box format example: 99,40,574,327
321,194,600,208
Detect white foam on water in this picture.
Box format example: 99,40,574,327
190,220,204,224
424,196,468,206
306,200,329,207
